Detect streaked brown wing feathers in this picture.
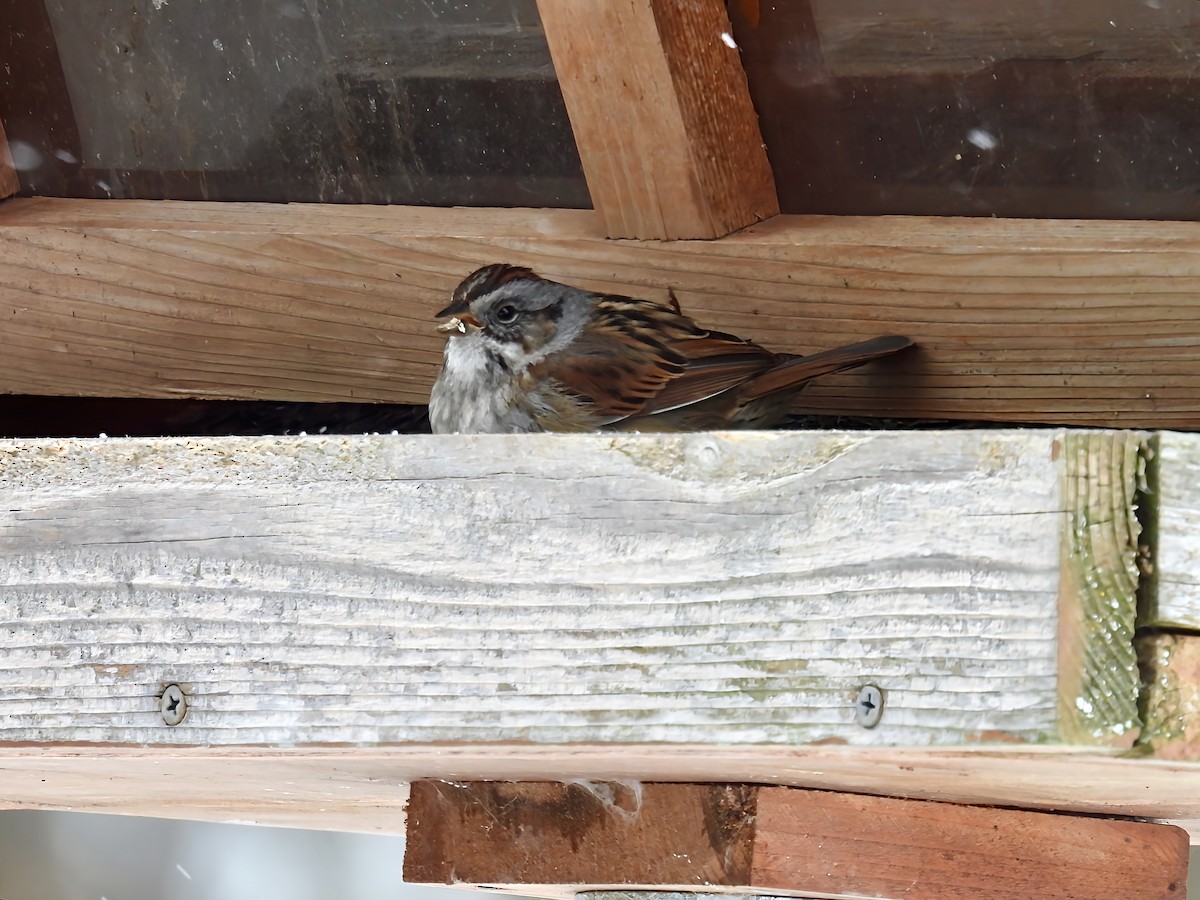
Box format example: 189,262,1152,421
530,296,691,417
535,340,680,417
533,295,779,419
637,332,778,415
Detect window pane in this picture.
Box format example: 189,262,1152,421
731,0,1200,219
0,0,588,207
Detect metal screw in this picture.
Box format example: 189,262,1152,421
160,684,187,726
855,684,884,728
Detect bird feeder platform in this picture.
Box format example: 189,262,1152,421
3,0,1200,897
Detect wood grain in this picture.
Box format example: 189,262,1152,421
0,430,1137,747
0,118,17,199
0,745,1196,842
1139,633,1200,762
404,781,756,885
1149,431,1200,628
753,787,1188,900
405,781,1190,899
535,0,777,238
3,198,1200,425
1057,432,1144,745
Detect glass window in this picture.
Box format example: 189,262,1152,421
730,0,1200,218
0,0,588,207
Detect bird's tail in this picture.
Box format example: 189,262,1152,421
739,334,914,400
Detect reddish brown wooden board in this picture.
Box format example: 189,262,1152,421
753,789,1187,900
405,782,1189,900
405,782,755,885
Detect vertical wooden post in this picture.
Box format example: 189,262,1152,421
1138,632,1200,760
1056,431,1144,746
536,0,778,240
0,119,18,199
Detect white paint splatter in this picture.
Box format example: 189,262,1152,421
53,148,78,164
151,0,167,9
720,32,738,49
212,38,224,51
967,128,997,151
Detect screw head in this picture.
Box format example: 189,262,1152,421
160,684,187,726
855,684,884,728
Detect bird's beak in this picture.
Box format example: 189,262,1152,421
436,296,481,333
436,296,469,318
435,312,481,334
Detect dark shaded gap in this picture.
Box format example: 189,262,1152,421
0,395,1053,439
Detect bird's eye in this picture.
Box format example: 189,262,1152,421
494,304,520,325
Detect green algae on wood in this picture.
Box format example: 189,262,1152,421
1055,431,1145,747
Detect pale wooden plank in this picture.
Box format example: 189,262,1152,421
535,0,777,239
3,199,1200,425
1139,633,1200,761
405,781,1190,900
0,430,1138,746
0,746,1196,842
1151,431,1200,628
0,119,18,199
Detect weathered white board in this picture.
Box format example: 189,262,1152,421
0,431,1140,746
1152,431,1200,629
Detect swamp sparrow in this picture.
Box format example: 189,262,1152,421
429,264,912,433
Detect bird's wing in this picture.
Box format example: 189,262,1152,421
529,300,688,418
636,329,778,416
532,295,777,420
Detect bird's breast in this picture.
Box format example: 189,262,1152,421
430,334,538,433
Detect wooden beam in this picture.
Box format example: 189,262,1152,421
3,199,1200,426
404,781,1190,899
0,118,17,199
1139,633,1200,762
0,430,1141,748
0,745,1196,842
1148,431,1200,629
1058,431,1143,745
535,0,777,238
406,782,757,885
